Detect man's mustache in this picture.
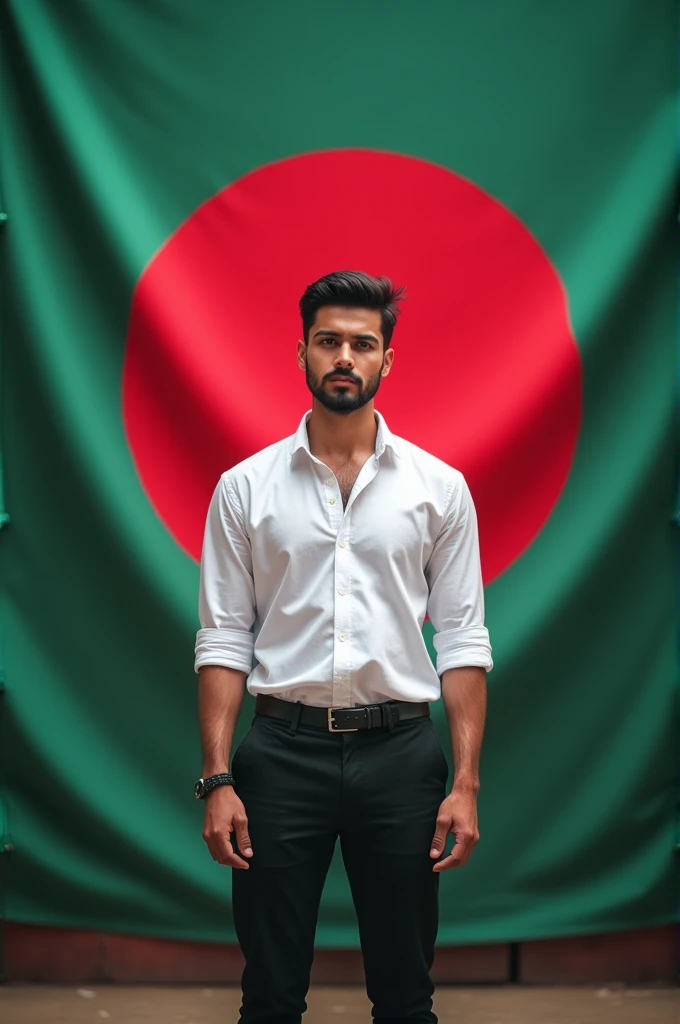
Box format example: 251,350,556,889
323,371,361,384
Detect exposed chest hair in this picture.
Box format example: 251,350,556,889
330,462,363,509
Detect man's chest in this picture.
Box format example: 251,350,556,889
243,463,444,575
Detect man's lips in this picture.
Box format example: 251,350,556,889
327,376,358,384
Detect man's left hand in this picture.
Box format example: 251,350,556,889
429,789,479,871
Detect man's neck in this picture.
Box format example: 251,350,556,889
306,401,378,462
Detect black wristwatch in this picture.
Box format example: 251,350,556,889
194,773,235,799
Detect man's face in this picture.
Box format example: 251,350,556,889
297,305,394,414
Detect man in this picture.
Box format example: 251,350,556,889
194,270,492,1024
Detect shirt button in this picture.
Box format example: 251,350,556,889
338,540,347,549
338,588,346,596
338,634,347,642
329,498,337,505
325,478,333,486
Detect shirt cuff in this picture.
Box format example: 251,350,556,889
194,627,254,675
433,625,493,674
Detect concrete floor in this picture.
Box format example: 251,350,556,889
0,985,677,1024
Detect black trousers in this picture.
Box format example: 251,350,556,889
231,707,449,1024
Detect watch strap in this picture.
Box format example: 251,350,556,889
196,772,235,799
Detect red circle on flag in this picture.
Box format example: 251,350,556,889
122,149,581,583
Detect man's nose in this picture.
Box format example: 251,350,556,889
334,343,354,365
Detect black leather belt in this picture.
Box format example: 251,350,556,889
255,693,430,732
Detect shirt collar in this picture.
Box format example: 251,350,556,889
290,409,402,460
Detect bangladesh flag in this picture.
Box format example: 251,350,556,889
1,1,676,944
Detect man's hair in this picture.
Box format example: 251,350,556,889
299,270,405,347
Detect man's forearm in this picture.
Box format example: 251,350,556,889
440,666,487,792
198,665,248,775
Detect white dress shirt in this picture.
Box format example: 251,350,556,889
195,410,492,707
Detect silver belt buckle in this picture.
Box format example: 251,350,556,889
328,707,359,732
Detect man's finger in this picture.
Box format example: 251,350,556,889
233,815,254,858
430,814,452,857
432,843,468,871
205,830,250,869
433,830,477,872
212,839,250,869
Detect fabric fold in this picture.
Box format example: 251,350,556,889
194,626,254,674
433,625,493,675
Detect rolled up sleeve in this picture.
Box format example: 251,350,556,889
425,474,493,675
194,475,256,674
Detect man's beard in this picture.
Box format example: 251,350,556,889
305,360,384,414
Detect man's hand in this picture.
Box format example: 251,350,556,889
429,788,479,871
202,786,253,869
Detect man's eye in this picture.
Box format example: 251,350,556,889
321,338,336,345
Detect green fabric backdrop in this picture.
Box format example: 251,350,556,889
0,0,677,944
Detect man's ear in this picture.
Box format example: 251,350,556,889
297,339,307,369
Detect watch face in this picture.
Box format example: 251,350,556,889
194,780,204,799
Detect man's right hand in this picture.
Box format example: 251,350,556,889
202,785,253,869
